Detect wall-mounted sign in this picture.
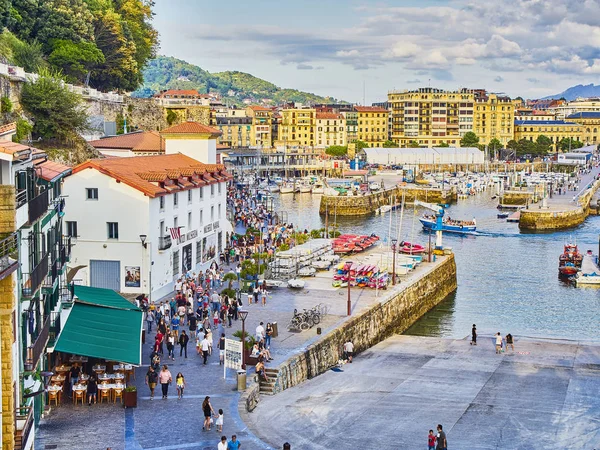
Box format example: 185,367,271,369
186,230,198,240
204,224,212,233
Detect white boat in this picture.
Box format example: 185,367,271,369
575,254,600,286
369,182,381,191
312,260,331,270
299,184,312,193
287,279,306,289
264,279,284,288
298,267,316,277
272,176,284,185
280,184,294,194
312,182,325,194
322,254,340,263
376,205,393,214
268,185,280,193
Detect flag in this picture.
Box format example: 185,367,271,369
169,227,182,241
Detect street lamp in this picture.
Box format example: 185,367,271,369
238,310,249,369
347,269,351,316
139,234,147,248
391,238,397,285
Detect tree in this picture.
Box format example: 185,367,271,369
355,140,368,151
515,138,536,157
325,145,347,157
507,139,519,150
36,0,95,52
535,135,552,155
382,140,396,148
559,137,584,151
48,39,105,83
20,69,89,141
488,138,502,151
437,141,450,147
460,131,479,147
407,140,420,148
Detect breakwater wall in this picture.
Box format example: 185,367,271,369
519,179,600,230
253,255,457,402
319,186,456,216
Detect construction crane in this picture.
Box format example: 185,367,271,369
414,200,444,249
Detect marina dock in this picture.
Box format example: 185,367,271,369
576,253,600,285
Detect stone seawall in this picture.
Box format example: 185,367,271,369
319,186,456,216
266,255,457,398
499,190,539,206
519,179,600,230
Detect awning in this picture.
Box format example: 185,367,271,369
54,286,143,365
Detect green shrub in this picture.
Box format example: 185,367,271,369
1,97,12,114
220,288,236,299
13,118,32,143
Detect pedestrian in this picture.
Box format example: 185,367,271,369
283,443,291,450
255,322,265,341
247,289,253,306
215,408,224,433
219,333,226,365
202,396,216,431
87,376,97,405
176,372,186,399
146,310,154,333
171,314,180,338
145,366,158,400
166,331,176,360
213,310,219,328
201,334,210,365
495,332,503,354
189,313,197,338
218,436,228,450
261,289,267,306
505,333,514,352
179,330,189,358
470,324,477,346
265,322,273,347
228,435,241,450
343,340,354,363
436,424,447,450
159,365,172,399
428,429,436,450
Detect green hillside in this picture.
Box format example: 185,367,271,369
134,56,341,105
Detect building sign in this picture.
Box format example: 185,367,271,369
124,266,140,288
213,221,220,230
224,338,242,370
204,224,212,233
186,230,198,240
182,244,192,274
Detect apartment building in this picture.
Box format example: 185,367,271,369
566,112,600,145
315,112,346,148
555,99,600,120
388,88,475,147
514,120,583,146
473,93,515,146
246,106,273,148
277,108,316,147
342,110,358,143
354,106,389,147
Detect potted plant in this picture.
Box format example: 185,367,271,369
233,330,257,364
123,386,137,408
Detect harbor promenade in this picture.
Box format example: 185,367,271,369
244,335,600,449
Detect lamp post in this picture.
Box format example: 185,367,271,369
347,269,351,316
139,234,149,300
391,238,397,286
238,310,249,369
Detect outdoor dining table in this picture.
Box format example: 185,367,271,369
47,385,63,405
69,356,88,364
50,375,66,385
98,383,125,402
92,365,106,374
78,374,90,382
113,364,132,372
72,384,87,404
98,373,124,382
54,365,71,373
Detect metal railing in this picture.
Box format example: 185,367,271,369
22,253,49,297
60,236,72,265
24,316,49,371
28,190,49,224
43,258,59,289
48,311,61,347
15,189,27,208
14,405,33,450
158,235,172,251
0,232,18,275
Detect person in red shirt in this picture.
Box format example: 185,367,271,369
428,429,436,450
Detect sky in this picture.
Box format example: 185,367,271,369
153,0,600,104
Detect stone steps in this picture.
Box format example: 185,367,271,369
259,367,279,395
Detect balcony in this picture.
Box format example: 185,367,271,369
48,311,61,347
15,189,27,208
42,258,59,292
14,405,34,450
27,190,49,225
22,253,49,298
24,316,49,371
0,232,18,281
158,235,172,251
60,236,72,266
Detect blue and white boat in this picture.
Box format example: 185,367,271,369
419,215,476,234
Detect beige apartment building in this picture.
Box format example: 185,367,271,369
473,93,515,146
277,108,316,147
354,106,389,147
315,112,346,148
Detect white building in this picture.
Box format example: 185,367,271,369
64,122,231,299
362,147,485,166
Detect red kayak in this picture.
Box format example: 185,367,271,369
399,241,426,254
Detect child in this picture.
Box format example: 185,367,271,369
176,372,186,399
213,310,219,328
215,408,224,433
428,429,436,450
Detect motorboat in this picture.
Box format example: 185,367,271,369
419,215,476,233
264,279,284,288
287,279,306,289
558,243,583,277
268,184,280,193
299,184,312,193
312,182,325,194
298,267,317,277
312,260,331,270
369,182,381,191
280,184,294,194
497,213,509,219
376,205,393,215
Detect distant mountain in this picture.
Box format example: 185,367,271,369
133,56,341,105
543,84,600,101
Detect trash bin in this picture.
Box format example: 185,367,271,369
141,329,146,345
237,370,247,391
272,322,278,338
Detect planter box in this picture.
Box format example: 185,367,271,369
123,390,137,408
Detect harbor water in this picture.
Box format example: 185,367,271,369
270,190,600,342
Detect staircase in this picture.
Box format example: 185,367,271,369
259,367,279,395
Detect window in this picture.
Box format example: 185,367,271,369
196,240,202,264
199,187,204,199
218,204,222,218
86,188,98,200
173,250,179,277
173,193,178,207
107,222,119,239
160,220,164,238
174,216,178,231
211,206,214,222
66,221,77,237
188,190,192,203
218,182,222,194
188,212,192,230
211,184,215,196
159,196,165,210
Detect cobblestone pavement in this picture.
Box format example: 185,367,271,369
35,251,440,450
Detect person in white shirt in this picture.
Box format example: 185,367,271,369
201,335,210,365
343,341,354,363
218,436,228,450
495,332,503,354
255,322,265,341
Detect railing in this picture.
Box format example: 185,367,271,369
28,190,49,224
158,235,172,251
22,253,49,297
60,236,72,265
0,232,18,276
24,316,49,371
48,311,61,347
15,189,28,208
14,405,34,450
43,258,59,289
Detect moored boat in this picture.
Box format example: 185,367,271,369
558,243,583,277
419,215,476,233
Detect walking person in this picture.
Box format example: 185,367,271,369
87,376,97,405
261,289,267,306
159,365,172,399
202,396,216,431
218,436,228,450
145,366,158,400
166,331,176,361
228,435,241,450
436,424,447,450
343,340,354,363
215,408,224,433
146,310,154,333
179,330,189,358
505,333,514,352
265,323,273,347
470,324,477,345
495,332,503,354
175,372,186,399
428,429,436,450
201,334,210,365
219,333,226,365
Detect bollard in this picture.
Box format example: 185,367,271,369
237,370,247,391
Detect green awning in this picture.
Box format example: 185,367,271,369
73,284,140,310
55,286,143,365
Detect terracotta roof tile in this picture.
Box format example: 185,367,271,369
248,105,272,112
89,131,164,152
316,112,343,120
161,121,221,136
354,106,389,113
0,122,17,135
155,90,201,98
35,160,72,182
72,154,227,198
0,141,42,160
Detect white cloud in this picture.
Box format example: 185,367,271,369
382,42,421,59
336,49,360,58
